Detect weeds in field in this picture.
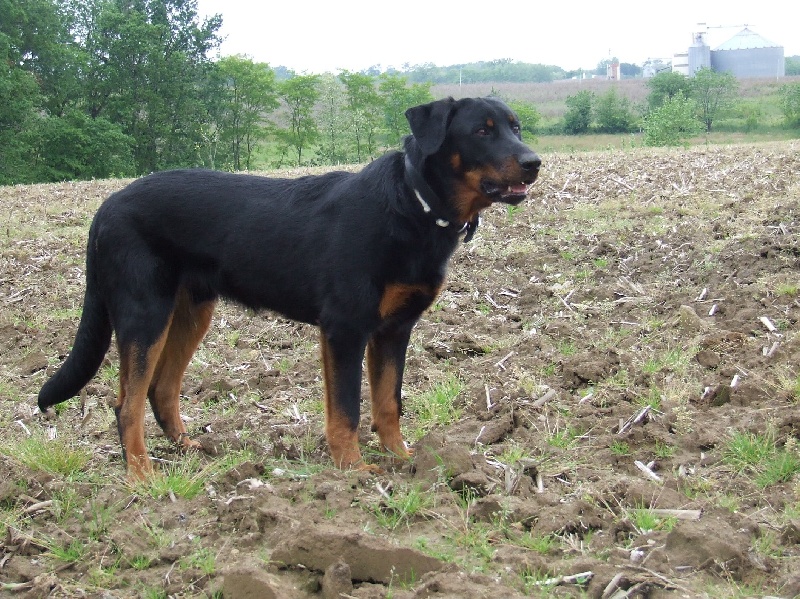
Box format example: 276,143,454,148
637,386,663,411
520,568,558,596
722,430,800,488
775,367,800,403
128,554,153,570
723,430,776,473
86,498,114,541
756,450,800,488
97,362,119,386
225,330,241,348
547,424,581,450
135,450,253,500
182,546,217,575
406,376,464,437
609,441,631,456
3,435,92,478
495,441,531,466
413,537,455,562
371,483,431,531
557,340,576,356
653,439,676,459
87,562,121,590
47,537,87,562
51,486,83,523
627,504,677,535
752,530,781,559
511,532,556,554
506,204,523,222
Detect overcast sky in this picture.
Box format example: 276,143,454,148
194,0,799,73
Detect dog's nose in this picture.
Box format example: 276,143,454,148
519,153,542,173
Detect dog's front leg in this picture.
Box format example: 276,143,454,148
319,327,375,471
367,322,414,461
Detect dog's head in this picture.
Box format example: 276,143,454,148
405,97,541,224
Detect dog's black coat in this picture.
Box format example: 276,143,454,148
38,96,540,477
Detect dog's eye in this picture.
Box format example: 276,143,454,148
476,127,491,136
511,124,521,135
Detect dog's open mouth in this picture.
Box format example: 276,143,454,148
481,180,533,204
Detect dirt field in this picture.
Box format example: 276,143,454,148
1,141,799,598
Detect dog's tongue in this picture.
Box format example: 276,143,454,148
506,183,528,195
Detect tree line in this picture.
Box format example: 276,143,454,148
558,69,800,146
0,0,438,184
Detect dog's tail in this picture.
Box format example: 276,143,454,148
38,244,112,412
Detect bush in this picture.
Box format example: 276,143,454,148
507,99,541,138
642,92,703,146
779,82,800,128
29,110,136,182
594,87,638,133
563,90,593,134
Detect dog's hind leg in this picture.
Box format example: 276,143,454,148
319,327,375,471
367,323,413,462
148,288,216,451
116,320,172,480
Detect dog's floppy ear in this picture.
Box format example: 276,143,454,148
405,97,456,155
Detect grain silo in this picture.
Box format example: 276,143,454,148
687,32,711,76
710,27,785,78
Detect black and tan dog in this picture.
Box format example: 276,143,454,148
38,97,541,479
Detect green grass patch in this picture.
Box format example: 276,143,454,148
407,376,464,435
3,436,92,478
370,483,431,531
723,431,776,473
627,505,678,535
512,532,556,554
47,538,87,562
723,430,800,488
609,441,631,456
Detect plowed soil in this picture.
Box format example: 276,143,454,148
1,141,799,598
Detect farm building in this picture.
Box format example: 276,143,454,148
671,27,785,78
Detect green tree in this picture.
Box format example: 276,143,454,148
779,82,800,128
277,74,320,166
378,73,433,148
316,74,349,165
29,109,135,181
81,0,222,173
594,87,636,133
642,92,703,146
563,90,594,134
689,67,738,133
1,0,82,116
339,71,383,161
646,71,690,110
0,0,46,182
620,62,642,78
785,57,800,77
214,56,278,171
0,66,41,183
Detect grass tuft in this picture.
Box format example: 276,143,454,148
4,436,92,478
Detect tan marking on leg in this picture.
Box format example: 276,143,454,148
367,345,410,461
149,290,215,450
117,324,171,481
320,330,364,470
